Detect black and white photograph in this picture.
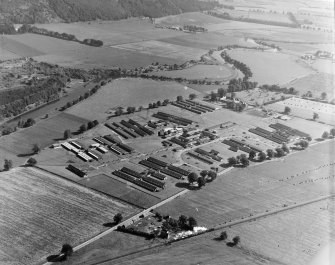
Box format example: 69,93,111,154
0,0,334,264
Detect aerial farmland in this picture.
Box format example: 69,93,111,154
0,0,334,265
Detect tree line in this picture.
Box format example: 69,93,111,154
18,24,104,47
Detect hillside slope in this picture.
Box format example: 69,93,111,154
0,0,221,23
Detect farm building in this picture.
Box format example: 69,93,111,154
66,164,87,178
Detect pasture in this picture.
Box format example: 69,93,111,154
227,49,314,85
155,12,226,27
36,18,185,46
228,198,335,265
78,174,161,209
0,167,137,265
287,73,334,97
111,40,207,61
0,112,89,156
149,64,236,80
66,78,200,120
157,140,334,227
267,97,335,125
2,34,182,69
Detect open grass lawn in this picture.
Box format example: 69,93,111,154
0,112,89,156
156,140,334,227
0,167,137,265
149,64,235,80
227,49,314,85
66,78,200,120
78,174,160,209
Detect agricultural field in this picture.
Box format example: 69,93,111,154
156,140,334,227
267,97,335,125
149,64,236,80
155,12,226,27
226,49,314,85
36,18,185,46
78,174,161,209
111,40,207,62
161,33,258,50
227,198,335,265
0,167,137,265
66,78,200,120
286,73,334,97
1,34,182,69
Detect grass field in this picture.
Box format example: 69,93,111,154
78,174,161,208
36,18,185,46
149,64,236,80
0,167,137,265
287,73,334,97
227,198,335,265
111,40,207,61
1,34,182,69
227,49,314,85
156,140,334,227
66,78,200,120
267,97,335,125
155,12,226,27
0,112,89,157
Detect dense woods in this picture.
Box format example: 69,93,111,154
0,0,221,24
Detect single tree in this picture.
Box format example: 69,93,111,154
219,231,228,241
178,215,188,229
249,150,256,160
113,213,123,224
87,121,95,129
283,106,291,115
197,176,206,188
321,92,327,100
232,236,240,246
4,159,13,171
313,112,319,120
200,170,208,178
228,157,237,166
282,144,290,153
60,244,73,257
298,140,309,149
240,156,249,167
188,172,198,184
177,95,183,102
207,171,217,181
322,131,329,139
32,143,41,154
27,157,37,166
258,151,267,162
275,148,285,157
330,128,335,137
93,120,99,126
64,129,72,140
188,217,197,229
266,149,274,159
189,93,197,100
79,124,87,133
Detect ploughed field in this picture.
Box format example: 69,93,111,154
0,167,137,265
